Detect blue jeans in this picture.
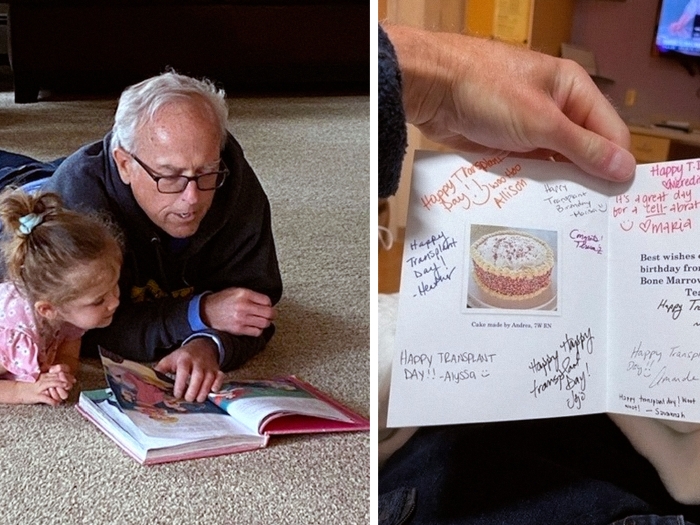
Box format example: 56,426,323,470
0,150,63,189
378,415,699,525
611,517,691,525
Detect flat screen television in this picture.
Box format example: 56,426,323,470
654,0,700,57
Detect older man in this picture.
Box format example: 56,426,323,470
43,72,282,402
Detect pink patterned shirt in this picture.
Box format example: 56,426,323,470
0,282,85,382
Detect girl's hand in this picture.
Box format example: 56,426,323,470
13,372,75,405
42,365,77,404
47,363,74,376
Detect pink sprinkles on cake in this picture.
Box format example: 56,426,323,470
471,230,554,300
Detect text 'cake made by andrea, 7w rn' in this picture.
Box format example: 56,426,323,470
470,230,554,300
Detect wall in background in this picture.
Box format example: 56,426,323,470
380,0,465,238
572,0,700,124
0,4,7,56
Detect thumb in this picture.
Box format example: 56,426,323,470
549,121,636,183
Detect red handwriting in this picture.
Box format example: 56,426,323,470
650,160,700,190
420,165,487,212
639,218,692,234
650,163,684,178
614,179,697,234
420,156,528,212
494,177,528,209
651,159,700,178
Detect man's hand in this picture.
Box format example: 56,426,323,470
153,338,225,402
201,287,276,337
385,24,636,184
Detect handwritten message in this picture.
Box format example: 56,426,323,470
569,229,603,255
419,154,528,213
405,231,458,297
620,340,700,418
604,158,700,423
613,160,700,234
400,349,497,384
528,327,595,411
542,182,607,218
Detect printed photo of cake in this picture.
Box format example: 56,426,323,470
470,229,555,302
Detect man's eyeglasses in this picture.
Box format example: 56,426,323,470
128,152,229,194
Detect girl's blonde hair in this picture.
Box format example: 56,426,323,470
0,187,122,306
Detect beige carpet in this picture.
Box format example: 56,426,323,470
0,90,369,524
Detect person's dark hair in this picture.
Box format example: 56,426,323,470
110,70,229,155
0,187,123,306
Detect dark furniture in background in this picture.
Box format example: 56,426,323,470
7,0,368,103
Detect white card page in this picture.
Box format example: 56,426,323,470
388,151,700,428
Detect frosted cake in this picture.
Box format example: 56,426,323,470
470,230,554,300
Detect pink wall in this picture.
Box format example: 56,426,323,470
572,0,700,124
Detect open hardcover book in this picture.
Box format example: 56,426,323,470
77,349,369,465
388,150,700,428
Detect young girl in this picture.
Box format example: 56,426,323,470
0,187,122,405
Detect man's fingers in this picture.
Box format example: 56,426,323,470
185,368,206,402
550,64,635,182
212,371,225,393
222,304,276,337
238,304,276,327
549,121,636,182
157,342,223,400
153,351,175,372
559,63,631,150
244,289,273,307
239,302,276,322
173,365,190,399
195,372,217,403
183,370,224,402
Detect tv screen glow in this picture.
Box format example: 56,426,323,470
656,0,700,56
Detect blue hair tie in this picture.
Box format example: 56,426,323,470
18,213,44,236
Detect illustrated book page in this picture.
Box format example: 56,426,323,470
77,389,263,465
99,349,247,440
208,377,368,435
77,350,369,463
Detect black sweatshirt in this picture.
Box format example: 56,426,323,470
379,24,408,199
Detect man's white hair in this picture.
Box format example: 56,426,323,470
110,70,229,154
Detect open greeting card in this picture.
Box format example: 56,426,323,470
387,150,700,428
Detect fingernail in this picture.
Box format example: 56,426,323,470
609,149,635,181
